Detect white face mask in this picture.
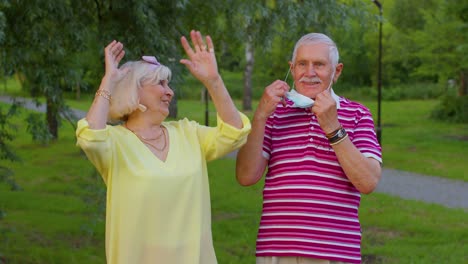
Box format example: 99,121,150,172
284,67,335,108
286,89,314,108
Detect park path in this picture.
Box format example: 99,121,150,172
1,95,467,210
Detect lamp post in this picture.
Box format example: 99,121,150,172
204,88,209,126
372,0,383,145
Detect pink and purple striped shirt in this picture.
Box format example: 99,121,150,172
257,92,382,264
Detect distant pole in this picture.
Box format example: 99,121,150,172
204,88,209,126
372,0,383,144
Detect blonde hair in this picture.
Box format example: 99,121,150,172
108,60,171,122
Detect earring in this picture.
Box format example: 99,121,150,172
138,104,147,112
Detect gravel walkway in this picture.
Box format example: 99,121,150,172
379,168,468,210
1,95,467,210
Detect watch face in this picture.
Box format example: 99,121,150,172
337,129,345,137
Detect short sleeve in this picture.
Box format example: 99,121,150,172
351,108,382,164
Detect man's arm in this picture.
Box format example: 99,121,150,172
313,90,382,194
236,79,289,186
331,139,382,194
235,113,269,186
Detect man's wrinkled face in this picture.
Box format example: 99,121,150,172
290,43,341,99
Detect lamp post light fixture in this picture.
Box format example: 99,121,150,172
372,0,383,145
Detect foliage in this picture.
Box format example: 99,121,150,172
251,0,364,78
331,5,375,88
1,0,465,135
80,168,106,244
0,0,8,44
0,0,197,137
0,103,21,188
387,0,434,33
0,101,21,262
1,1,92,138
24,113,53,145
411,0,468,95
431,95,468,124
381,82,443,101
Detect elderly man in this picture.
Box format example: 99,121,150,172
236,33,382,264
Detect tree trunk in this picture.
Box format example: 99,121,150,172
243,35,254,111
459,70,467,96
46,96,59,139
76,83,81,100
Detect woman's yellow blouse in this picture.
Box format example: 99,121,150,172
76,113,251,264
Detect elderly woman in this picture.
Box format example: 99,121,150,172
76,30,251,264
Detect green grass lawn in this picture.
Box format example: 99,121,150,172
365,100,468,181
1,81,467,263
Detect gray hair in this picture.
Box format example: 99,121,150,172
108,60,172,121
291,33,339,68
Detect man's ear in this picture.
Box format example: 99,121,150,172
333,63,344,83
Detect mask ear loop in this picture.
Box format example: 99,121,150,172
327,68,336,92
284,66,294,90
281,66,293,104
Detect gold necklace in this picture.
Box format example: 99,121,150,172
125,124,164,141
125,124,167,151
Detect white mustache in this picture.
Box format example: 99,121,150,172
298,77,321,83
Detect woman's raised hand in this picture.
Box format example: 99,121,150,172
103,40,130,85
180,30,219,85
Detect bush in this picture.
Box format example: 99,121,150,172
381,82,444,101
431,95,468,123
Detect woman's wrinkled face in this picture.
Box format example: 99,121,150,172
139,79,174,117
291,43,341,99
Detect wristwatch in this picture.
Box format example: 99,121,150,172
328,127,348,145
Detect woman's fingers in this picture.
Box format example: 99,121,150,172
192,30,203,52
105,40,124,63
195,31,207,51
180,35,195,57
206,35,214,53
180,30,216,71
115,49,125,64
182,30,213,54
112,42,123,56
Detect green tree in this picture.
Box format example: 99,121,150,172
88,0,185,118
329,1,376,88
2,1,91,139
0,1,10,91
412,0,467,96
0,102,21,261
381,0,437,85
225,0,363,110
1,0,201,137
0,0,6,43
